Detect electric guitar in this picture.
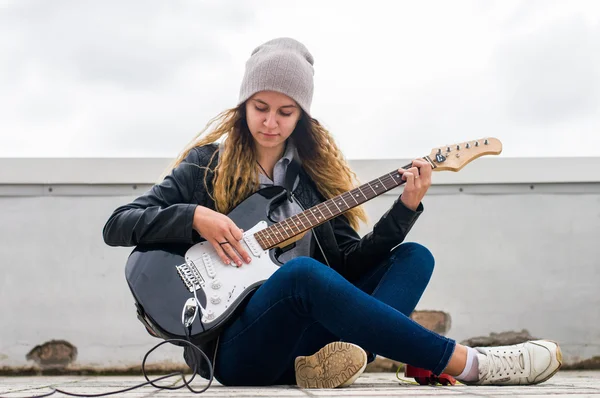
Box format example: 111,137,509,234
125,138,502,343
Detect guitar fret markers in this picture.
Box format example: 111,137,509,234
254,166,412,250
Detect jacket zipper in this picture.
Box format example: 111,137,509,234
290,192,331,267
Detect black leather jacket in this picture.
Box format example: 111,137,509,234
102,143,423,377
103,143,423,281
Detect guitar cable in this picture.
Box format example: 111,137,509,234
0,299,215,398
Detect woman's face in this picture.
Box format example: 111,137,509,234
245,91,302,153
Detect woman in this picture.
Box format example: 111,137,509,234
103,37,562,388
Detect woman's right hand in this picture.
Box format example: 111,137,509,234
193,206,252,267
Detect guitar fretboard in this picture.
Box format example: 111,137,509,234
254,159,430,250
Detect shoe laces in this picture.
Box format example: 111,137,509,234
485,348,526,379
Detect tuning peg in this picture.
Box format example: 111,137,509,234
437,148,442,154
484,139,489,145
466,143,470,149
475,141,480,147
446,146,451,152
456,145,460,150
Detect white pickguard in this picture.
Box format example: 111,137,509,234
182,221,279,325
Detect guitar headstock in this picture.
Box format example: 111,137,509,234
428,137,502,171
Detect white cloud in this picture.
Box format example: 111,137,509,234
0,0,599,158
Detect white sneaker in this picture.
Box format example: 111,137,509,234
294,342,367,388
470,340,562,385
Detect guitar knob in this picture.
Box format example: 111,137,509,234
211,279,221,289
210,294,221,304
205,309,215,320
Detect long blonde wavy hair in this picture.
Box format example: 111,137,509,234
166,104,368,231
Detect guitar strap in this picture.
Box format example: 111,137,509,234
272,155,302,256
284,156,301,202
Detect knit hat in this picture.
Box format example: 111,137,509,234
238,37,314,115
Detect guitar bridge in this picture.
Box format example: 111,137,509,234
176,260,205,292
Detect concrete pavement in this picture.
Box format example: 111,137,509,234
1,371,599,397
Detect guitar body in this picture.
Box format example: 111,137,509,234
125,186,290,343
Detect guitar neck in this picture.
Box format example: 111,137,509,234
254,157,435,250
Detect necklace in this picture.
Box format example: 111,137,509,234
256,160,273,180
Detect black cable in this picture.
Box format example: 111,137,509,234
0,331,214,397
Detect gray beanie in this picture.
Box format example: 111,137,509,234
238,37,314,115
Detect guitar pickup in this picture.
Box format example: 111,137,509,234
201,253,217,278
244,233,263,257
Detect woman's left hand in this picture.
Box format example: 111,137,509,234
398,159,432,211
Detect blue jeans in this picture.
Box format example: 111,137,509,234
214,242,456,386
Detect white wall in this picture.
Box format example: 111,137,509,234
0,157,598,368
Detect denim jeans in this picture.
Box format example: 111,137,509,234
213,242,456,386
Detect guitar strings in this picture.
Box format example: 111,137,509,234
255,167,410,248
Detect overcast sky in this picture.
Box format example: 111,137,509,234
0,0,599,159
